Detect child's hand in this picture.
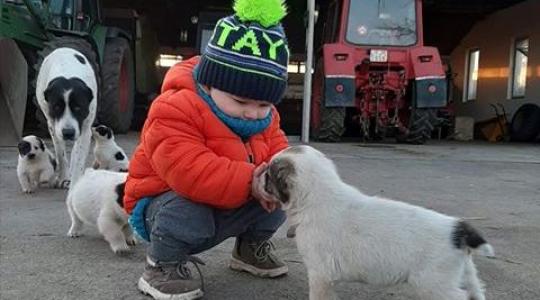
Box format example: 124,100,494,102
252,162,279,213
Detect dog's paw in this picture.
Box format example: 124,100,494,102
287,224,298,238
126,237,138,246
53,179,70,189
59,180,71,189
111,243,131,255
67,230,81,238
23,189,34,194
39,180,54,188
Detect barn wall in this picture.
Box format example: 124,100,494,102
450,0,540,122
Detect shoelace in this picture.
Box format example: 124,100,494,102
160,256,206,292
178,256,206,292
253,240,276,263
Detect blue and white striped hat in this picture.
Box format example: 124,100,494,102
196,0,289,104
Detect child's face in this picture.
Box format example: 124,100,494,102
210,88,272,120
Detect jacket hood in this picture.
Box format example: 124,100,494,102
160,56,200,94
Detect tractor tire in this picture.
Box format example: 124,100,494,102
397,108,436,145
33,37,99,131
317,106,346,142
509,103,540,142
99,38,135,133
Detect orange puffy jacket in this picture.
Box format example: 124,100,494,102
123,57,289,214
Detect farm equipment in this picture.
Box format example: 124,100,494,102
311,0,448,143
0,0,159,145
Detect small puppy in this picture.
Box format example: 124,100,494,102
17,135,56,193
91,125,129,172
262,145,494,300
66,168,135,254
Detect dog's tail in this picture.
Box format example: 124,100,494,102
452,220,495,257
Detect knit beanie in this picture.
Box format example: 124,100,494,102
196,0,289,104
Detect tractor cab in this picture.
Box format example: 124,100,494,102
312,0,447,143
46,0,101,32
345,0,418,47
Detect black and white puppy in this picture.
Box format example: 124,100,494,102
17,135,56,193
36,47,98,188
66,168,135,254
91,125,129,172
262,145,494,300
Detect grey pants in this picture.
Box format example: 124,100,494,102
144,191,286,263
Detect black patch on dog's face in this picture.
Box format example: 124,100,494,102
115,182,126,208
452,221,487,250
44,77,93,130
43,77,68,119
18,141,31,156
68,78,93,128
74,54,86,64
115,151,125,161
265,158,295,204
95,125,112,139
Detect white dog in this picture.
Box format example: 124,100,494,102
36,47,98,187
261,145,494,300
66,168,135,254
17,135,56,193
92,125,129,172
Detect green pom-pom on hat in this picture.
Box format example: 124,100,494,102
233,0,287,28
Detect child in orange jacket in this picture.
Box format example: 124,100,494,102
125,0,291,298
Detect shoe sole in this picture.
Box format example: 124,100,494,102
137,277,203,300
229,257,288,278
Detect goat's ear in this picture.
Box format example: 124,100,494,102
266,158,295,204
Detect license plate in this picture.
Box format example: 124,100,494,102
370,49,388,62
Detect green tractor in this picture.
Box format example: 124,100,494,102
0,0,159,145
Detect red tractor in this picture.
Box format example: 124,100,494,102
311,0,447,143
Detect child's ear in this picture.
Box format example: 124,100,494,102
202,85,212,94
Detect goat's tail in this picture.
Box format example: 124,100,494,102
452,220,495,257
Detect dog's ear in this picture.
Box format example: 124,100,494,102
43,77,66,102
266,158,295,204
95,125,112,139
18,141,31,156
38,138,45,151
80,83,94,104
70,78,94,104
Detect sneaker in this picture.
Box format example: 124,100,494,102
138,256,205,300
229,238,288,278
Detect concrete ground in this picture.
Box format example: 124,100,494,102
1,134,539,299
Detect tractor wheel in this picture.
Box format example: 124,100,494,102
509,103,540,142
397,108,436,144
311,59,345,143
317,106,346,142
32,37,99,131
99,38,135,133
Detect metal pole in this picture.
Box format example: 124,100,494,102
301,0,316,143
